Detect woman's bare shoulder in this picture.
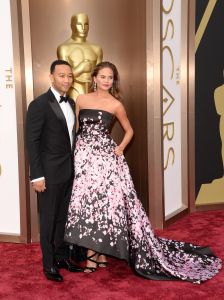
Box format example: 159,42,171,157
111,98,124,110
76,93,95,104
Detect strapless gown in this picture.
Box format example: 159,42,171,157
64,109,222,283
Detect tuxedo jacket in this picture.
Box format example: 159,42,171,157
26,89,76,184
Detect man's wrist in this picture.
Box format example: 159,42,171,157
31,177,45,183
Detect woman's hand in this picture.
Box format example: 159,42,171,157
114,146,124,156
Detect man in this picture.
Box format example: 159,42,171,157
57,12,103,100
26,60,83,282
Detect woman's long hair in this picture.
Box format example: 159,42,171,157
91,61,121,100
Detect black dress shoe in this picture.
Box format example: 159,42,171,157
43,267,63,282
56,259,83,272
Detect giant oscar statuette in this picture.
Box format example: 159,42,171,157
57,13,103,100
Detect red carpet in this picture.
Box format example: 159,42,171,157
0,210,224,300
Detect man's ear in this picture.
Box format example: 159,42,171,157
49,74,54,84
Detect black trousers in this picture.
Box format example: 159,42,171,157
38,179,73,269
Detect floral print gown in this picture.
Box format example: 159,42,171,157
65,109,222,283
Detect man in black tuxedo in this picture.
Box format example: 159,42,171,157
26,60,83,282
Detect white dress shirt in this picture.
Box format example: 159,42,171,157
50,86,75,148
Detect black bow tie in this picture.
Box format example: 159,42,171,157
59,95,69,103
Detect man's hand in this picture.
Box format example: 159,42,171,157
32,179,46,193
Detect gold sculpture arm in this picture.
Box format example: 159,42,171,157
57,44,102,79
95,47,103,64
214,85,224,116
57,46,90,77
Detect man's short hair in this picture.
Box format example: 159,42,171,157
50,60,72,74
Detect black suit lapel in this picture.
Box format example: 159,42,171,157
47,89,70,142
68,98,76,116
68,98,76,149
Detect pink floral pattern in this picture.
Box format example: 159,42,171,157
65,109,222,283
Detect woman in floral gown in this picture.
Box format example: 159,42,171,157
64,62,222,283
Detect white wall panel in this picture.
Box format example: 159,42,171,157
0,0,20,234
162,0,183,217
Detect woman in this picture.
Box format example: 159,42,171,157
65,61,222,283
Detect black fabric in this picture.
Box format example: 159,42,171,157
38,180,73,269
25,89,76,184
26,89,76,269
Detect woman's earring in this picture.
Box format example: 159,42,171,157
94,82,97,91
110,86,114,94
